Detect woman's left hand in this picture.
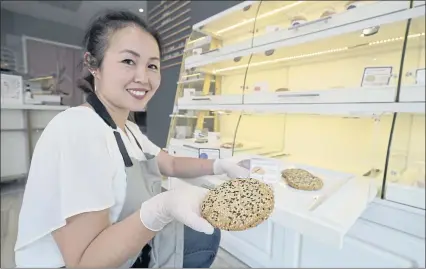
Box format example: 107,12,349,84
213,159,250,179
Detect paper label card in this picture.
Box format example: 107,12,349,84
361,67,392,87
249,158,281,184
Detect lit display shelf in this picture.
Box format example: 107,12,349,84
166,1,425,268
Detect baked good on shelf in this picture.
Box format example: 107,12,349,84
201,178,275,231
220,142,243,149
281,168,324,191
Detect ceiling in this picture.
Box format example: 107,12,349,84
1,1,147,29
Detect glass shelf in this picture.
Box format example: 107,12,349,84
385,113,425,209
241,17,413,104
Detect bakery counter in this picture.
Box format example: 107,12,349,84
1,104,69,182
163,156,425,268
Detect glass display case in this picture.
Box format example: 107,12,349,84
167,0,425,251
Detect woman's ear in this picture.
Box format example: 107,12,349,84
84,52,99,69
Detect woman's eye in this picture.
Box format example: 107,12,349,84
122,59,135,65
148,64,159,70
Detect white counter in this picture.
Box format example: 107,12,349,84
1,104,69,182
164,146,425,268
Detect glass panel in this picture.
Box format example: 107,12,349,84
254,1,379,39
197,2,261,50
399,15,425,101
232,112,393,196
183,31,212,59
241,18,410,103
385,113,425,209
167,110,243,153
178,55,252,101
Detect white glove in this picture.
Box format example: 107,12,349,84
213,159,250,179
139,185,214,234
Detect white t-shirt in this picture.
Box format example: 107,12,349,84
14,106,161,268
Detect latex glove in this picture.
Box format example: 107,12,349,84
140,185,214,234
213,159,250,179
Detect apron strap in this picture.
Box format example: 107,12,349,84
126,126,156,161
125,125,143,151
86,93,133,167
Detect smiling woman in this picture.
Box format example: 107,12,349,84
13,9,249,269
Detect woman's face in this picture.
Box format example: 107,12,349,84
94,25,161,111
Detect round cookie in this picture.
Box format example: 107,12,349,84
281,168,324,191
201,178,274,231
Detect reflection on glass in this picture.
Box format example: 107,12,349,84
167,110,242,148
196,2,261,48
399,15,425,102
385,113,425,209
178,55,252,100
182,32,213,59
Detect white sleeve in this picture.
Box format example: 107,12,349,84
56,113,116,219
126,121,161,157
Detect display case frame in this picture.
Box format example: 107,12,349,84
165,1,425,267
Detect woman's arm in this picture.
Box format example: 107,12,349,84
53,209,156,268
157,151,249,179
53,185,214,268
157,151,214,178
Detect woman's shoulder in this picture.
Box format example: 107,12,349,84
47,106,109,134
40,106,112,149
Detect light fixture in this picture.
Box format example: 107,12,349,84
138,8,144,13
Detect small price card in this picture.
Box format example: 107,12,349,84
249,158,281,184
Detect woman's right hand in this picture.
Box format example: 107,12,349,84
139,185,214,234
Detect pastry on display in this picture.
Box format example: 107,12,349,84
201,178,275,231
281,168,324,191
251,166,265,175
220,142,243,149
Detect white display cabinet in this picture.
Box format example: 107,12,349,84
166,1,425,268
0,104,68,182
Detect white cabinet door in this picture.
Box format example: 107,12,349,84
296,219,424,268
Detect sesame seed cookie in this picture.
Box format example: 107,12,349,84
281,168,324,191
201,178,274,231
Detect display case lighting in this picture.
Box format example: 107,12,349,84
368,32,425,46
188,37,206,45
213,32,425,73
214,47,348,73
216,1,305,35
181,73,202,78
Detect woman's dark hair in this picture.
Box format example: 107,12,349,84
77,10,162,93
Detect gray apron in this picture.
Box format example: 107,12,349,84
86,94,184,268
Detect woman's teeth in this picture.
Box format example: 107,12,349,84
128,90,146,96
